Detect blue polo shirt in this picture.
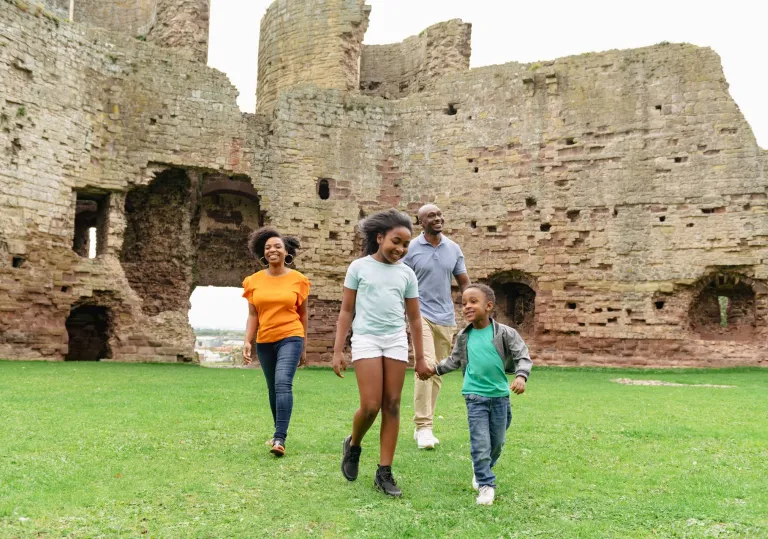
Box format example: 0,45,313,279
403,233,467,326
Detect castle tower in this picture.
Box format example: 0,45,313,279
256,0,371,114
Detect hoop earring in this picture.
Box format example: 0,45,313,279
259,257,268,268
284,254,294,266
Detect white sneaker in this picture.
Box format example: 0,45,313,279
430,430,440,445
472,475,479,491
476,485,495,505
414,429,435,450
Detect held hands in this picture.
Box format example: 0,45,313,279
415,359,433,381
510,376,526,395
332,351,347,378
242,342,253,366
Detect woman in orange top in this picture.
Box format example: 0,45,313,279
242,227,310,457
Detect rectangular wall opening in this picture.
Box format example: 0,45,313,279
73,191,109,258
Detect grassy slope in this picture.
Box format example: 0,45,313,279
0,362,766,538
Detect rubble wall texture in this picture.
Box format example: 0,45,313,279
255,0,370,114
360,19,471,99
45,0,210,62
71,0,157,36
0,2,253,362
1,0,766,367
146,0,211,64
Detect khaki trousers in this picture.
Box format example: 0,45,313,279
414,316,457,430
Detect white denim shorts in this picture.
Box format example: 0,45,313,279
351,329,409,362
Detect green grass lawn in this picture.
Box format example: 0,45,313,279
1,362,766,538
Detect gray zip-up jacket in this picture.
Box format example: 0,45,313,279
434,319,532,380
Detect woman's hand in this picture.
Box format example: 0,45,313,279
299,348,307,367
242,342,253,365
332,351,347,378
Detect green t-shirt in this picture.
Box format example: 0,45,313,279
462,324,510,397
343,256,419,336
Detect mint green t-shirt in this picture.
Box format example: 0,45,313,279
344,256,419,336
462,324,510,397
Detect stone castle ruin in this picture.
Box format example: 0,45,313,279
1,0,766,366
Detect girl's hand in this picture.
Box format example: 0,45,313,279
510,376,526,395
242,342,253,365
415,359,431,380
332,351,347,378
299,348,307,367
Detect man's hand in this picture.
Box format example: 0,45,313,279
510,376,526,395
415,359,431,380
242,342,253,365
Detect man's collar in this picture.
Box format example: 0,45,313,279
418,232,443,246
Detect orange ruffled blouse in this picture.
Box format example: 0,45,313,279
242,270,310,344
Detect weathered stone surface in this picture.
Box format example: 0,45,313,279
45,0,210,62
256,0,370,114
360,19,471,99
1,0,766,367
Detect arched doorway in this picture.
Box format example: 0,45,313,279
488,270,537,337
65,305,112,361
689,273,757,341
196,174,262,288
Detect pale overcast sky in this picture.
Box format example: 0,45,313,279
191,0,767,330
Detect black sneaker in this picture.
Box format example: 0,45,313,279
341,435,361,481
374,465,402,497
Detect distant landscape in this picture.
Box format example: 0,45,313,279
193,328,246,365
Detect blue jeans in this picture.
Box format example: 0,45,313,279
256,336,303,444
465,394,512,488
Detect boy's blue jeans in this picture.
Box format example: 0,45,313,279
465,393,512,488
256,336,303,444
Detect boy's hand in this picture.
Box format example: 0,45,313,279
421,366,436,379
510,376,526,395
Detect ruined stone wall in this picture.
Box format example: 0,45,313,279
71,0,157,36
360,19,471,99
47,0,210,62
380,44,768,366
2,0,766,367
146,0,210,63
256,0,370,114
0,2,255,362
257,42,767,367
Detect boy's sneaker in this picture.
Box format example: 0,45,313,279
341,435,361,481
374,465,402,497
414,429,435,450
476,485,495,505
472,475,479,491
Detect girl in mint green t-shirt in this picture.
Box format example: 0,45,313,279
331,209,431,498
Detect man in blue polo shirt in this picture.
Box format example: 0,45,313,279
403,204,470,449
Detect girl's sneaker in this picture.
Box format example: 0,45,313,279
472,475,479,491
476,486,495,505
341,435,361,481
374,465,402,497
270,440,285,457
